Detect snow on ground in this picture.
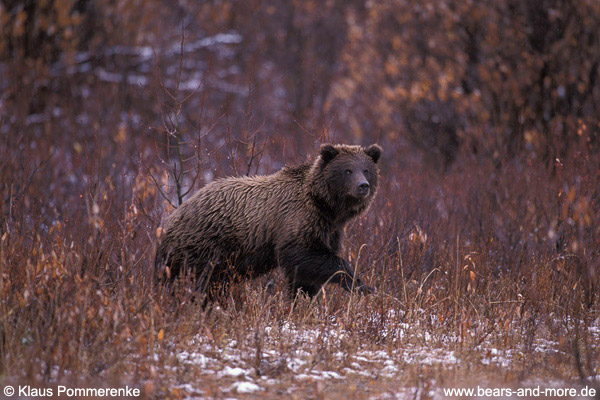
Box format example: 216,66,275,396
167,316,600,399
229,381,261,394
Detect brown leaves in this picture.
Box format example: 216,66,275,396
327,0,600,166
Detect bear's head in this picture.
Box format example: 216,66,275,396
310,143,382,221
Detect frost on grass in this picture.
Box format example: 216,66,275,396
167,317,457,397
163,315,600,399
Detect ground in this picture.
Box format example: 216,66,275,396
105,282,599,400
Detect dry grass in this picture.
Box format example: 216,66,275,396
1,114,598,398
1,20,599,400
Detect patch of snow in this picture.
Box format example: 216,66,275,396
533,338,559,353
177,351,212,368
95,68,147,85
260,378,278,385
220,366,251,378
230,381,260,394
480,348,512,368
167,313,599,398
173,32,243,54
173,383,203,395
317,371,343,380
287,358,307,372
382,365,398,376
26,114,46,125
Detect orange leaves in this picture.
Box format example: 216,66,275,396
561,186,594,229
143,382,154,397
2,0,85,66
115,123,128,144
49,221,62,235
13,10,27,37
409,225,428,245
89,201,104,231
384,59,401,78
463,253,478,293
133,173,157,202
326,0,600,165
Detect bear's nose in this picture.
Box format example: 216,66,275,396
358,181,370,194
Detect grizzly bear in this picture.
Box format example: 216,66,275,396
154,143,382,297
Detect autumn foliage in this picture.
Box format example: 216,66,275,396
0,0,598,395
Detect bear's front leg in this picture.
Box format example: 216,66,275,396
338,258,375,294
279,248,373,296
288,281,320,298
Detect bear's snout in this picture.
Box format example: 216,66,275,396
357,180,370,196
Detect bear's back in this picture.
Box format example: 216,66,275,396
162,165,311,253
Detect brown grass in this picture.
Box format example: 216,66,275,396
1,17,599,400
1,102,598,398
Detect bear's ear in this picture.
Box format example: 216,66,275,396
320,144,339,164
365,144,382,163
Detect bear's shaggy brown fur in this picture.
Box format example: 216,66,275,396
154,143,382,297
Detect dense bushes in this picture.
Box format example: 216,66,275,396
0,0,598,391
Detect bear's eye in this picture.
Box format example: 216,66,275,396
363,169,369,175
345,169,352,175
